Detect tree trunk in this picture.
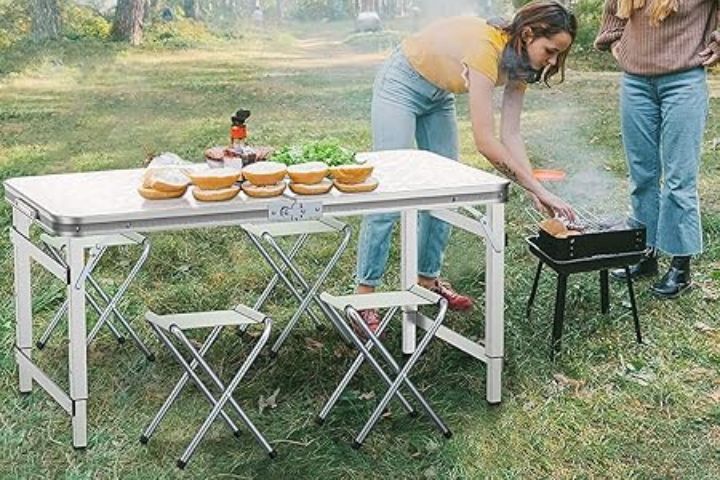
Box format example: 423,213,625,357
183,0,201,19
276,0,283,19
112,0,146,46
30,0,61,41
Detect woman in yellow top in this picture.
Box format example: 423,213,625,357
355,1,578,329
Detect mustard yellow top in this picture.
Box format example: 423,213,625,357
401,16,510,94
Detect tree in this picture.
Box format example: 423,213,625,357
183,0,201,19
30,0,61,41
112,0,146,45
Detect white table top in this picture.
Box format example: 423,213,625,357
4,150,509,236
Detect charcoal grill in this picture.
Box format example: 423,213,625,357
526,209,645,359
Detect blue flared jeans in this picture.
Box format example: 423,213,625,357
356,48,459,287
620,67,708,256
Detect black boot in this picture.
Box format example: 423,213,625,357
611,249,658,280
651,256,692,299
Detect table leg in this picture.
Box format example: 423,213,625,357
67,239,88,448
13,207,33,393
485,203,505,404
401,209,418,355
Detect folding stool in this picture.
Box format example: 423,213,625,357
141,305,276,469
317,285,452,448
240,218,351,356
36,232,154,360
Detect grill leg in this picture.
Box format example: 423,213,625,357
600,270,609,314
624,267,642,344
526,261,543,319
551,273,568,360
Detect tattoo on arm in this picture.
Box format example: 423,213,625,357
495,162,518,183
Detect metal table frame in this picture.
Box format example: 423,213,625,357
5,150,508,448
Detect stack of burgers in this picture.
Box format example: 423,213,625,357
138,168,191,200
330,164,377,193
242,161,288,198
287,161,332,195
188,167,242,201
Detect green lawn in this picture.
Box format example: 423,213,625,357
1,22,719,479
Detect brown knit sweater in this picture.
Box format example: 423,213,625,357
595,0,720,75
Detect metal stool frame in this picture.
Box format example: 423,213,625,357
241,219,352,356
318,285,452,448
36,233,154,360
141,306,276,469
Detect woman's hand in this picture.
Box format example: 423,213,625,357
535,189,576,222
699,31,720,67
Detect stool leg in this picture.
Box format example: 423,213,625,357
348,307,449,438
141,325,225,442
266,227,350,355
175,321,275,467
551,274,568,360
87,274,155,359
317,307,398,423
332,309,416,415
624,267,643,344
600,269,609,314
352,303,451,447
86,240,151,352
148,325,241,438
86,292,125,343
526,261,543,319
246,232,327,327
36,299,68,349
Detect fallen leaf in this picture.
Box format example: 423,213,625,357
553,373,585,394
258,388,280,414
694,322,717,334
304,337,324,351
358,391,375,401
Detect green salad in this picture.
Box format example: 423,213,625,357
273,139,356,166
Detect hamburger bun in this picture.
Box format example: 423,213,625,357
289,178,333,195
192,185,241,202
242,180,286,198
149,168,191,193
333,177,378,193
242,161,287,186
539,218,568,237
188,167,242,190
329,164,374,184
138,185,187,200
287,162,328,185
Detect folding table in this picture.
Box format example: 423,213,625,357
4,149,509,448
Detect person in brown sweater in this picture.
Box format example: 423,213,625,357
595,0,720,298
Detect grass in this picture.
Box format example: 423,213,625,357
1,20,719,479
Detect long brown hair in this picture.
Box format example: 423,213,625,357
491,0,577,86
616,0,678,26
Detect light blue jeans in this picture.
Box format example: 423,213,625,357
356,48,459,287
620,67,708,256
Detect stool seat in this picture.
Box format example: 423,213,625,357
40,232,145,250
241,218,345,238
320,285,440,311
146,305,265,332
